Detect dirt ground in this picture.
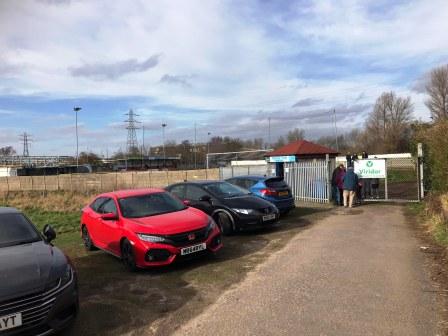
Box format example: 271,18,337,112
64,206,331,336
174,205,445,336
60,202,448,336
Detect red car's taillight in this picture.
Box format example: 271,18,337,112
260,188,277,196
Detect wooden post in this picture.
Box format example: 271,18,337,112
6,176,9,196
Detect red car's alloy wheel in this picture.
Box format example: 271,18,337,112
121,239,137,272
82,226,96,251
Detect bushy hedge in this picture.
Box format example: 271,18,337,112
419,121,448,192
411,120,448,193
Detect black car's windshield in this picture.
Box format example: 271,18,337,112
118,192,187,218
0,213,42,248
204,182,250,198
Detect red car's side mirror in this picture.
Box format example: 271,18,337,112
183,200,191,206
101,212,118,221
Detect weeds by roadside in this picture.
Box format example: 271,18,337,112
408,194,448,246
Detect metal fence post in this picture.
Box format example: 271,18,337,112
326,154,331,203
384,159,388,200
418,143,424,200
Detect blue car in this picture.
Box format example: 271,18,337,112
225,176,295,214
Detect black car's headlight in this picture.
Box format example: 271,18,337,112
61,264,73,286
232,208,255,215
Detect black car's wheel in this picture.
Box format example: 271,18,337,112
82,225,96,251
121,239,138,272
216,212,234,235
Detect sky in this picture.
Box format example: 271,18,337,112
0,0,447,156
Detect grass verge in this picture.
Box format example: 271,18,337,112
408,194,448,246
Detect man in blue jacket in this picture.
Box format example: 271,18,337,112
343,167,359,208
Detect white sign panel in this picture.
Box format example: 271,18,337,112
268,155,296,163
354,159,386,178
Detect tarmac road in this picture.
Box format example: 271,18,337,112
173,205,442,336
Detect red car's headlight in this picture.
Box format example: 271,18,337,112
137,233,168,243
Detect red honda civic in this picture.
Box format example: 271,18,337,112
80,188,223,271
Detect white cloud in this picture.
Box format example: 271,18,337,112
0,0,446,153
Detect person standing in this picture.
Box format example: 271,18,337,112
371,178,380,198
343,167,359,208
336,164,346,206
331,164,344,205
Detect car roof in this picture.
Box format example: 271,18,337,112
170,180,221,185
228,175,269,181
0,207,21,214
96,188,166,199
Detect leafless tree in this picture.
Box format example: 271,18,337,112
364,92,413,153
0,146,16,156
425,64,448,121
286,128,305,143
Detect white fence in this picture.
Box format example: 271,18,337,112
284,160,332,203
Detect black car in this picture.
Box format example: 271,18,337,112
0,207,78,335
166,181,280,235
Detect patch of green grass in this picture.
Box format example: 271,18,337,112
388,169,417,183
24,208,80,232
433,219,448,246
22,208,82,251
407,202,448,246
407,202,425,216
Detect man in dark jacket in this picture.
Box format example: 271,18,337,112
331,164,344,205
343,167,359,208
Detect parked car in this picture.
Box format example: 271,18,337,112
225,176,295,214
0,207,78,335
165,180,280,235
80,188,223,271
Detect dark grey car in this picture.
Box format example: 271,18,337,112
166,181,280,235
0,207,78,335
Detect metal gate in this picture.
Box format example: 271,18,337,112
335,153,424,203
360,156,421,202
284,159,331,203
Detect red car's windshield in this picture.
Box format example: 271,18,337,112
118,192,187,219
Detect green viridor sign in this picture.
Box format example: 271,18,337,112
354,159,386,178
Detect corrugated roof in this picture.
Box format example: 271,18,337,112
265,140,338,156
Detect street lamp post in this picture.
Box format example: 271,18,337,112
141,125,145,169
73,107,82,169
193,122,197,169
206,132,211,169
161,123,167,169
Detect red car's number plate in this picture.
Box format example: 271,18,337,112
181,243,206,256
